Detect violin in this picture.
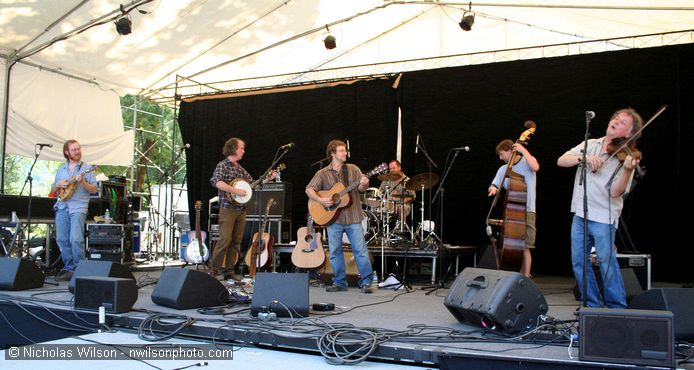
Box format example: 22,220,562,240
606,137,642,162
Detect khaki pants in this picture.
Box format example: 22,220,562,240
210,207,246,273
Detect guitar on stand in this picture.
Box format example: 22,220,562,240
291,215,325,269
245,198,276,277
226,164,285,204
308,163,388,225
185,201,209,264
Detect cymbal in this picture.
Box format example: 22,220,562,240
378,172,401,181
405,173,439,191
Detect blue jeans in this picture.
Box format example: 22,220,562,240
571,215,626,308
55,208,87,272
326,222,373,288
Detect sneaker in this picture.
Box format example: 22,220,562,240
325,285,348,292
360,284,373,294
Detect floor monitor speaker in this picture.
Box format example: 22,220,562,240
0,258,44,291
251,272,309,317
74,276,137,313
443,267,548,334
68,260,134,293
151,268,229,309
579,307,674,368
629,288,694,342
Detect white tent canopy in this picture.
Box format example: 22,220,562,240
1,1,693,164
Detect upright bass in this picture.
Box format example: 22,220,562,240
485,120,537,271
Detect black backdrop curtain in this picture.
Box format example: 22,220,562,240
179,78,399,250
180,43,693,282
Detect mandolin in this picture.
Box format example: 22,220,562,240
57,166,97,202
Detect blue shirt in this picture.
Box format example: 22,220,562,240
53,161,96,214
491,156,537,213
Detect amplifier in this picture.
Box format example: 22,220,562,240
617,253,651,290
87,224,123,245
247,182,292,218
87,248,124,263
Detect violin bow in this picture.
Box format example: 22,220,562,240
605,104,667,162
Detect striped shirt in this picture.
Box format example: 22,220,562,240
306,163,365,225
210,158,253,210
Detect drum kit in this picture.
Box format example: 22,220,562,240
356,171,440,247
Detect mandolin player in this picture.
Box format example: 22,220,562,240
210,137,276,281
52,139,98,281
487,139,539,278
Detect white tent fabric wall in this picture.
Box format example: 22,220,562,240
5,63,133,165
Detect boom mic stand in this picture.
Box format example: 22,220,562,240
432,148,465,246
579,111,593,308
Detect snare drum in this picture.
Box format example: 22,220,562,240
361,187,381,209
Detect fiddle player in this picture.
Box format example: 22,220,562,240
52,139,98,281
487,139,539,278
210,137,276,281
557,108,643,308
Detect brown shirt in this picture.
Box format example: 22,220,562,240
306,163,365,225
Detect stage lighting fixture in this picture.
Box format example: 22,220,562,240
459,11,475,31
115,16,132,35
323,35,336,50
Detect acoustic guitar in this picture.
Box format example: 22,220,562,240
226,164,285,204
185,201,209,264
57,166,97,202
244,198,275,277
291,215,325,269
308,163,388,225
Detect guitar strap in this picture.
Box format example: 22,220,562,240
341,164,349,187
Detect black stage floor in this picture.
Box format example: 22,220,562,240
1,266,691,369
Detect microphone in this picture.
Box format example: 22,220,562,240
179,143,191,151
345,139,350,158
415,133,420,154
36,143,53,148
452,146,470,151
279,142,295,150
586,111,595,120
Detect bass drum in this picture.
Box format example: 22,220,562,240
342,211,377,245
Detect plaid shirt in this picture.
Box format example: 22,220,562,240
210,158,253,209
306,163,366,225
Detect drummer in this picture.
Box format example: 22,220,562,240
378,160,415,221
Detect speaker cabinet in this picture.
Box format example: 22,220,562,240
0,258,44,291
251,272,309,317
579,307,675,368
151,268,229,309
68,260,134,293
247,182,292,218
74,276,138,313
444,267,548,334
629,288,694,342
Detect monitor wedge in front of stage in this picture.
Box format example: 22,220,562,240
251,272,309,317
443,267,547,334
68,260,134,293
0,257,44,291
151,268,229,310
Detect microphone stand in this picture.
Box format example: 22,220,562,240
18,144,47,257
166,146,188,261
432,149,463,244
579,113,592,308
252,146,291,276
415,136,438,249
310,155,331,168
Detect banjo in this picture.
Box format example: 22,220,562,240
226,164,285,204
